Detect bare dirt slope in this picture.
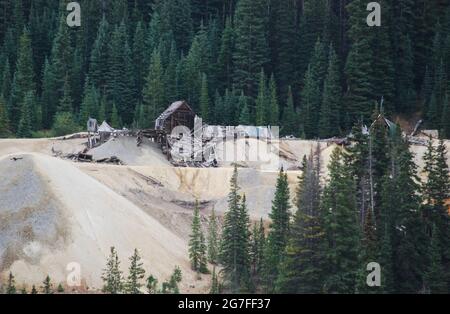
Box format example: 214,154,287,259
0,135,448,292
0,153,208,292
89,137,171,166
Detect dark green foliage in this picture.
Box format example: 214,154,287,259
207,208,220,265
383,131,428,293
51,111,79,137
422,139,450,291
219,166,252,293
0,95,10,137
199,73,210,122
126,249,146,294
57,284,64,293
146,275,158,294
42,275,53,294
11,28,35,132
209,267,221,294
345,0,376,124
217,18,234,93
263,168,291,292
161,266,182,294
300,65,321,139
233,0,269,97
321,147,360,293
424,224,447,293
142,48,165,128
319,45,341,138
102,247,123,294
189,201,209,274
6,272,16,294
281,86,298,137
250,219,265,283
238,91,250,125
17,91,34,138
0,0,446,139
89,16,110,93
276,149,324,293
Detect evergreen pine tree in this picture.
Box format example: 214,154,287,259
89,16,110,93
57,76,73,114
199,73,210,122
345,0,376,124
424,224,447,293
217,17,234,93
233,0,269,97
321,147,360,293
55,283,63,293
271,0,298,97
42,275,53,294
11,27,35,132
441,94,450,138
263,168,291,292
6,272,16,294
384,130,428,293
207,208,220,265
209,267,220,294
102,247,124,294
276,149,324,293
126,249,146,294
255,69,268,125
238,92,250,125
0,95,10,137
267,74,279,126
250,219,265,283
189,201,209,274
220,166,252,292
111,103,121,129
300,65,321,139
142,49,165,128
281,86,298,136
17,91,34,138
146,275,158,294
41,58,58,129
319,45,341,138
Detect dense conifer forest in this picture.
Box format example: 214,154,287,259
0,0,449,138
0,0,449,295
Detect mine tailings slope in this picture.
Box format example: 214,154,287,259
0,153,205,292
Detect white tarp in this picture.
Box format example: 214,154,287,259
98,121,114,133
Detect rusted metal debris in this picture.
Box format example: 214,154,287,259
96,156,124,165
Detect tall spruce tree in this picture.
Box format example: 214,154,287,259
345,0,376,124
220,166,252,292
17,91,34,138
207,208,220,265
263,168,291,292
0,95,10,137
126,249,146,294
142,48,165,128
233,0,269,97
6,272,16,294
319,44,341,138
383,130,428,293
276,149,324,293
250,219,265,284
199,73,210,122
11,28,35,132
321,147,360,293
102,247,124,294
281,86,298,136
300,65,321,139
189,201,209,274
